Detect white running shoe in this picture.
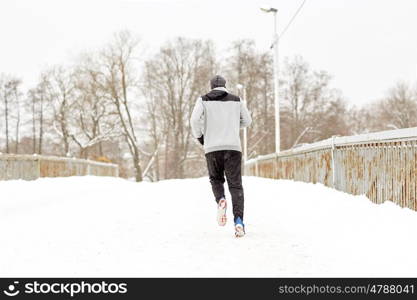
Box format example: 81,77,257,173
217,198,227,226
234,217,245,238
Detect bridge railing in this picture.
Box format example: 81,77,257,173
0,154,119,181
245,127,417,210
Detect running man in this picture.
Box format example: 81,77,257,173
190,75,252,237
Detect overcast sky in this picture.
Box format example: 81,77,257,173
1,0,416,106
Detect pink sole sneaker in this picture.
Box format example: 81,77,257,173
217,199,227,226
235,224,245,238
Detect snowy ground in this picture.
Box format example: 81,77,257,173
1,176,417,277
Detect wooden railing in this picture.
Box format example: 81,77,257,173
245,127,417,210
0,154,119,180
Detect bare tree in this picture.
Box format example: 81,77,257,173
44,66,75,156
347,82,417,134
9,79,23,153
0,75,11,153
376,82,417,130
0,75,23,153
27,89,38,153
70,55,120,159
27,73,51,154
140,72,161,181
7,34,415,178
100,31,144,181
280,56,347,149
142,37,216,179
224,40,275,157
346,105,373,135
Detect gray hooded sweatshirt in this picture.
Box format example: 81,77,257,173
190,87,252,154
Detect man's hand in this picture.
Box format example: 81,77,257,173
197,135,204,145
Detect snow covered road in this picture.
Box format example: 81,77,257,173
1,176,417,277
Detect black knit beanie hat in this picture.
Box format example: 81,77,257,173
210,75,226,89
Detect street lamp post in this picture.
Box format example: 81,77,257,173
236,84,248,165
261,7,280,153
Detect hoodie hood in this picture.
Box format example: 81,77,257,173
204,87,229,100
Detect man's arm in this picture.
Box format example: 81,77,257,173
240,100,252,128
190,97,204,142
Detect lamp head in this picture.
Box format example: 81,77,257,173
260,6,277,13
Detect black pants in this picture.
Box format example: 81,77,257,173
205,150,244,222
